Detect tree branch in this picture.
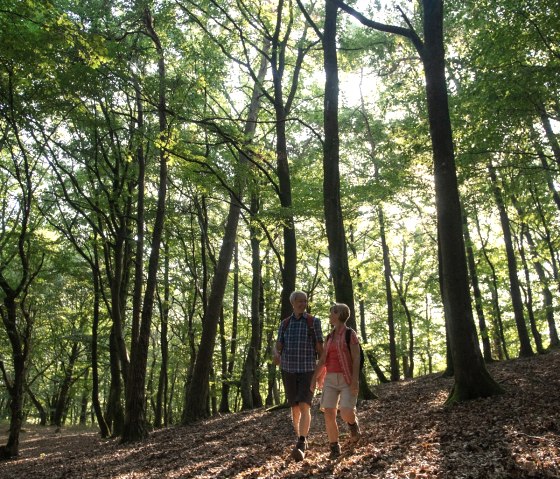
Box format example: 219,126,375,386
333,0,425,58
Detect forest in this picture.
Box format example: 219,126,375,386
1,0,559,466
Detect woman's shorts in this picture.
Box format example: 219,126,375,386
281,370,314,406
320,372,357,410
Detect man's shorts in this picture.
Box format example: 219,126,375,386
320,372,357,410
281,370,314,406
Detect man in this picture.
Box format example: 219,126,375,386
274,290,324,461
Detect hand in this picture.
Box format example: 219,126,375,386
310,379,316,393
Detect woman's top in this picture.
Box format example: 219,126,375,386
323,325,359,385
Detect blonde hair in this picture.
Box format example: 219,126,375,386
330,303,351,323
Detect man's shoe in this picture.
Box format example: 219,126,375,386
329,442,341,459
291,436,307,462
348,420,361,443
295,436,308,452
291,446,305,462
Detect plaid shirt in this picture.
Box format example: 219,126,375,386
277,312,323,373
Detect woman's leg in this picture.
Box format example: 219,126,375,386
324,407,339,443
339,407,356,425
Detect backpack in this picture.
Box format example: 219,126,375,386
327,327,365,371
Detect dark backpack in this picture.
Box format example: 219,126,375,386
327,328,365,371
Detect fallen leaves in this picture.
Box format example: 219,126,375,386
1,350,559,478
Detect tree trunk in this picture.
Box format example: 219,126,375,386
106,326,125,436
155,241,170,428
25,382,47,426
539,108,560,168
421,0,503,403
91,250,110,437
474,211,508,360
349,226,388,384
517,232,545,354
536,143,560,212
182,197,241,422
323,0,375,399
181,34,266,418
378,206,399,380
390,270,415,379
241,196,264,409
271,13,297,323
220,250,238,413
512,196,559,348
52,343,80,429
122,7,169,442
0,297,29,459
334,0,503,405
462,209,493,362
487,162,534,357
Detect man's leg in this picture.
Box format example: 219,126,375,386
297,402,311,437
291,405,301,437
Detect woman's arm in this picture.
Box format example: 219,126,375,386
310,346,328,391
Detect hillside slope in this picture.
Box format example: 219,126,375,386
1,350,559,478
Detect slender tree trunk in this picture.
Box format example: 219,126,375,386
242,196,264,409
271,15,297,322
91,250,110,437
462,209,493,362
348,226,388,384
518,232,545,354
474,211,508,360
390,271,415,379
106,327,124,436
182,201,242,423
181,38,265,419
52,343,80,429
512,197,559,348
487,162,534,357
539,108,560,168
220,248,239,414
0,298,29,459
155,241,170,428
535,143,560,212
378,206,399,380
122,8,169,442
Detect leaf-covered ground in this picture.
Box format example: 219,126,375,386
2,350,559,478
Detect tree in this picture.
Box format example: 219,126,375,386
487,162,534,357
122,7,170,443
333,0,504,403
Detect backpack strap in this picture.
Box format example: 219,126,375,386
282,314,318,346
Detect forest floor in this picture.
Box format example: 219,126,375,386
1,350,560,479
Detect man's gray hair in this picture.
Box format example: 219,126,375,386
289,290,308,303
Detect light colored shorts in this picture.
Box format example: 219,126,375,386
320,372,357,410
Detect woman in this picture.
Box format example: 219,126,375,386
310,303,361,458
